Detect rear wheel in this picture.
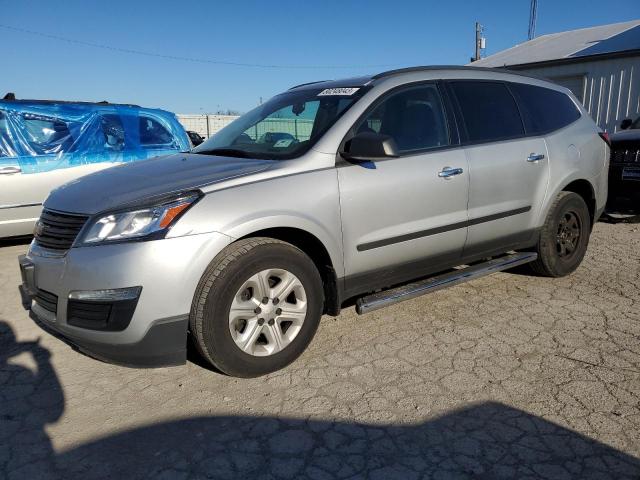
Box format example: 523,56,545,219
530,191,591,277
190,237,324,377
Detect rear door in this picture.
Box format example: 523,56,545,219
449,80,549,257
338,83,469,296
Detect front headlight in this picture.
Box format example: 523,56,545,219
77,192,200,246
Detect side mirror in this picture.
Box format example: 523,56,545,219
341,132,399,161
620,118,633,130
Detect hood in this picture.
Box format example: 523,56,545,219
610,129,640,145
45,153,273,214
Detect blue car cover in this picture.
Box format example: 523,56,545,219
0,101,190,174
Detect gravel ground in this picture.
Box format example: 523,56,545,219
1,222,639,479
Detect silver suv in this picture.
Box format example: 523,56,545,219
19,67,609,377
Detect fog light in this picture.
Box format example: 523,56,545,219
68,286,142,302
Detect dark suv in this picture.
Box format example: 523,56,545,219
608,116,640,214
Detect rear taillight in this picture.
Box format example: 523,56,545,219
599,132,611,146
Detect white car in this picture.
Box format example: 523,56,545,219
0,98,190,237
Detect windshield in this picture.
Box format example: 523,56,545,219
192,86,367,159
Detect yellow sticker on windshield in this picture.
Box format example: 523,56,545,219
318,88,360,96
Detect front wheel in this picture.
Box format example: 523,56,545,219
530,191,591,277
190,238,324,377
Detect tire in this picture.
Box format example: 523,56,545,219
529,191,591,277
190,237,324,377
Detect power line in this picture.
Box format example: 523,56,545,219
0,23,400,70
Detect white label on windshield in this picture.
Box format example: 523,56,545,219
273,139,294,148
318,87,360,96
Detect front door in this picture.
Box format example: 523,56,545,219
338,83,469,297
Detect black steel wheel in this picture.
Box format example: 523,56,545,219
530,191,591,277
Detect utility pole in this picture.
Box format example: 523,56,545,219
475,22,481,62
528,0,538,40
471,22,485,62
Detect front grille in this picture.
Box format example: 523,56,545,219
34,209,88,251
611,148,640,164
34,289,58,314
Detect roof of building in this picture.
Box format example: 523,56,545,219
472,19,640,68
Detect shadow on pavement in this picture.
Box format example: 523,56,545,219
1,319,639,479
599,212,640,224
0,236,32,248
0,320,64,479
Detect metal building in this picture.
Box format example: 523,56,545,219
472,20,640,133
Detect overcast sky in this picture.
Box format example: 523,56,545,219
2,0,638,113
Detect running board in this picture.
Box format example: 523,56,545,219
355,252,537,315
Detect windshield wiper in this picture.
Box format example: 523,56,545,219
193,148,251,158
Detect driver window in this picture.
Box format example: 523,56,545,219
356,84,449,153
139,116,175,147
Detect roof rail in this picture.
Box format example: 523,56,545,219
372,65,496,79
0,97,141,108
288,80,329,90
371,65,548,81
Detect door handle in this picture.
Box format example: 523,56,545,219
527,153,545,162
438,166,464,178
0,166,21,175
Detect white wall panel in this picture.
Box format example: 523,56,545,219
176,114,239,139
518,56,640,132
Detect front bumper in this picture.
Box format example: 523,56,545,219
19,231,232,367
26,302,189,367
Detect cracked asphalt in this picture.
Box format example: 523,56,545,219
1,222,639,479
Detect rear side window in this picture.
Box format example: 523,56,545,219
509,83,581,134
451,81,524,143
